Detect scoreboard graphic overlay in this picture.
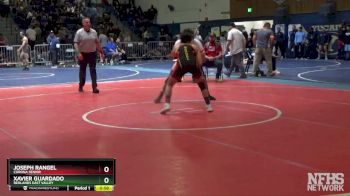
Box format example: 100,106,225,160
7,158,116,191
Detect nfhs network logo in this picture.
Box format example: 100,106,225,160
307,173,344,192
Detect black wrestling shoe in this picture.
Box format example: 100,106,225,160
92,88,100,94
260,71,267,77
154,92,164,104
79,86,84,92
239,73,247,78
255,71,266,77
154,97,162,104
209,95,216,101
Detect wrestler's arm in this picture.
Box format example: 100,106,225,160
17,37,27,52
193,44,204,68
171,43,180,59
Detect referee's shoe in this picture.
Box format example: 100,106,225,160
93,88,100,94
78,87,99,93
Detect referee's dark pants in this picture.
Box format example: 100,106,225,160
79,52,97,89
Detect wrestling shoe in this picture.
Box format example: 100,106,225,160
209,95,216,101
206,104,213,112
160,103,171,114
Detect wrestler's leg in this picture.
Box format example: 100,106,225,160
197,78,213,112
155,62,177,103
154,76,169,103
160,77,177,114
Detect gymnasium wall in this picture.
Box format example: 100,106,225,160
134,0,230,24
230,0,350,19
131,0,350,42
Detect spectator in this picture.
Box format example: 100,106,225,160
47,31,60,68
34,25,42,44
99,29,108,50
344,25,350,60
337,25,347,60
244,29,256,51
198,19,210,40
136,6,143,16
305,27,318,59
159,28,167,41
104,36,121,64
241,27,248,40
275,27,285,58
142,28,151,42
57,26,68,44
194,28,203,43
246,33,254,49
26,10,33,26
147,5,157,21
0,0,10,18
0,33,8,46
102,0,109,5
294,26,306,60
26,25,36,50
288,25,297,58
113,0,120,7
124,32,132,42
108,24,121,39
317,28,331,60
203,33,223,81
115,38,127,62
15,0,84,43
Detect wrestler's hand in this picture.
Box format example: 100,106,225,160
208,56,215,61
78,53,83,61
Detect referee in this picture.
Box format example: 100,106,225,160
74,17,104,93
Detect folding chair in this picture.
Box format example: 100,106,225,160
245,48,266,76
244,48,254,73
203,57,224,81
